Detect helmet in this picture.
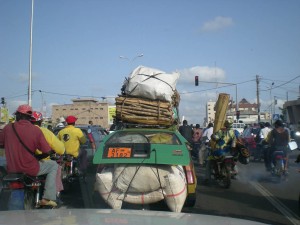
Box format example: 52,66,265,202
16,104,32,116
59,117,65,123
224,120,233,128
66,115,77,124
31,111,43,122
274,119,283,128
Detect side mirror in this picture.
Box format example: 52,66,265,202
288,141,298,151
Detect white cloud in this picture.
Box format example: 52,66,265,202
201,16,234,32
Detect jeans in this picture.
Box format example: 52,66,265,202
37,160,58,201
199,143,207,165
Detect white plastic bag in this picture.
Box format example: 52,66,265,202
124,65,180,102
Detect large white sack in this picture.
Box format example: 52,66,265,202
124,65,180,102
113,164,174,193
95,170,123,209
164,172,187,213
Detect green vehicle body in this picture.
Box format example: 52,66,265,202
93,128,191,166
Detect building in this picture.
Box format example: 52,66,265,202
205,101,216,124
205,98,269,125
227,98,269,124
283,98,300,124
51,98,111,128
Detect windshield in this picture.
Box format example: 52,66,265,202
1,1,300,225
107,131,181,145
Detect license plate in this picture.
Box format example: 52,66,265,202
107,147,132,158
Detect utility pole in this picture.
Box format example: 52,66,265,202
256,75,260,123
28,0,34,106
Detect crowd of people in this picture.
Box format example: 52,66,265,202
179,118,300,181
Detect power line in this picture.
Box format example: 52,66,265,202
180,79,255,95
260,75,300,92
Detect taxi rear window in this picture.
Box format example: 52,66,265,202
107,132,181,145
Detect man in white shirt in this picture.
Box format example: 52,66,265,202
260,122,272,140
199,123,213,166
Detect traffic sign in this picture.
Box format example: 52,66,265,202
272,114,280,121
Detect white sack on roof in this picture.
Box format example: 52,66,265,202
123,65,180,102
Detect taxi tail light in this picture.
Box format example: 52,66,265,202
185,166,195,184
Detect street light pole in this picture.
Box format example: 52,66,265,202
269,82,274,123
28,0,34,106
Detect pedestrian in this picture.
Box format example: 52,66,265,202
0,104,58,207
191,124,202,159
179,120,193,145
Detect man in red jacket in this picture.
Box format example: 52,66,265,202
0,104,58,207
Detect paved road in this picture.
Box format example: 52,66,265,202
58,151,300,225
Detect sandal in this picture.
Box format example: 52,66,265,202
39,199,57,207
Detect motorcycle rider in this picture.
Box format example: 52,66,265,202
57,116,87,174
0,104,58,207
204,120,237,183
30,111,65,201
199,122,213,167
31,111,65,158
265,119,290,173
56,117,66,128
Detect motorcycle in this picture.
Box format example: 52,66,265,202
60,154,81,191
270,140,298,181
1,153,60,210
270,150,286,179
2,173,47,209
208,147,234,189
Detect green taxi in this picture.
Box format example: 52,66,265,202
93,127,197,208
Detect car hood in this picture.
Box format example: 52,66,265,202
0,209,267,225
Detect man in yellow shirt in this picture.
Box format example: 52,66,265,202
57,116,86,158
57,116,87,175
31,112,65,157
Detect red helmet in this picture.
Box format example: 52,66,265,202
16,104,33,116
31,111,43,122
66,115,77,124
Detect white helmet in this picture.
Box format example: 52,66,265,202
59,117,65,123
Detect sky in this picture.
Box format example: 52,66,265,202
0,0,300,126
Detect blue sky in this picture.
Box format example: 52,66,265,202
1,0,299,126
